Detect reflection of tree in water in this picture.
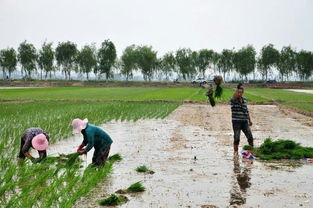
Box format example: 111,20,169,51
229,156,252,206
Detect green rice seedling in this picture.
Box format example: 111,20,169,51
108,154,122,162
65,152,80,166
98,194,128,206
126,181,145,193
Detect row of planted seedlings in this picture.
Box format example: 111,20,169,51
0,100,180,207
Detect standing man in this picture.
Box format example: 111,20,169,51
18,128,49,161
230,83,254,154
71,118,113,166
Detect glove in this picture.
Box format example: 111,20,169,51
77,144,85,151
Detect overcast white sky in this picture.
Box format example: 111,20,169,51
0,0,312,56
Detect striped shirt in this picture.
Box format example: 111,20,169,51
230,97,249,121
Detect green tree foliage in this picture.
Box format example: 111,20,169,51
97,39,117,80
18,41,37,78
212,52,220,73
296,50,313,80
218,49,234,81
120,45,137,81
136,46,158,81
233,45,256,81
197,49,214,78
77,44,97,80
161,52,176,80
258,44,280,80
175,48,195,80
38,42,54,80
277,46,297,81
0,48,17,79
56,41,78,80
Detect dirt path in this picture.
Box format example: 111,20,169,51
50,104,313,208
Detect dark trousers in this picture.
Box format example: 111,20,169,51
92,145,111,166
232,120,254,146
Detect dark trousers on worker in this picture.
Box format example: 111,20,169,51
92,145,111,166
232,120,254,146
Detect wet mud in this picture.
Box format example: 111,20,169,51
49,104,313,207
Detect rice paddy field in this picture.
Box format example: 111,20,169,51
0,86,313,207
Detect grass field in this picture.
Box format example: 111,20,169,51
0,87,270,102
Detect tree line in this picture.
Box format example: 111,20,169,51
0,40,312,81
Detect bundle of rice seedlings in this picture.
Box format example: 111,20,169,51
213,75,223,85
135,165,149,173
205,88,216,107
65,152,80,166
98,194,128,206
126,181,145,193
108,154,122,162
213,75,223,98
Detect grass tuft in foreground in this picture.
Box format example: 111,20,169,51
98,194,128,206
243,138,313,160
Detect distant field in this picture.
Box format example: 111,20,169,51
2,86,313,103
0,87,269,102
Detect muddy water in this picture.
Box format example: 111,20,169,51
49,104,313,208
286,89,313,95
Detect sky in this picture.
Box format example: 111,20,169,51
0,0,312,56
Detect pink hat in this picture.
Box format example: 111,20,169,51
72,118,88,133
32,134,49,151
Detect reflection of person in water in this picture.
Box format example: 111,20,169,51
229,156,252,206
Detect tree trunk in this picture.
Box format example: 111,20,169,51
86,72,89,80
40,69,43,80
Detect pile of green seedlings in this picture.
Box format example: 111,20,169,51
243,138,313,160
99,194,129,206
99,181,146,206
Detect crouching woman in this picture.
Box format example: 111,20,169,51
72,118,113,166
